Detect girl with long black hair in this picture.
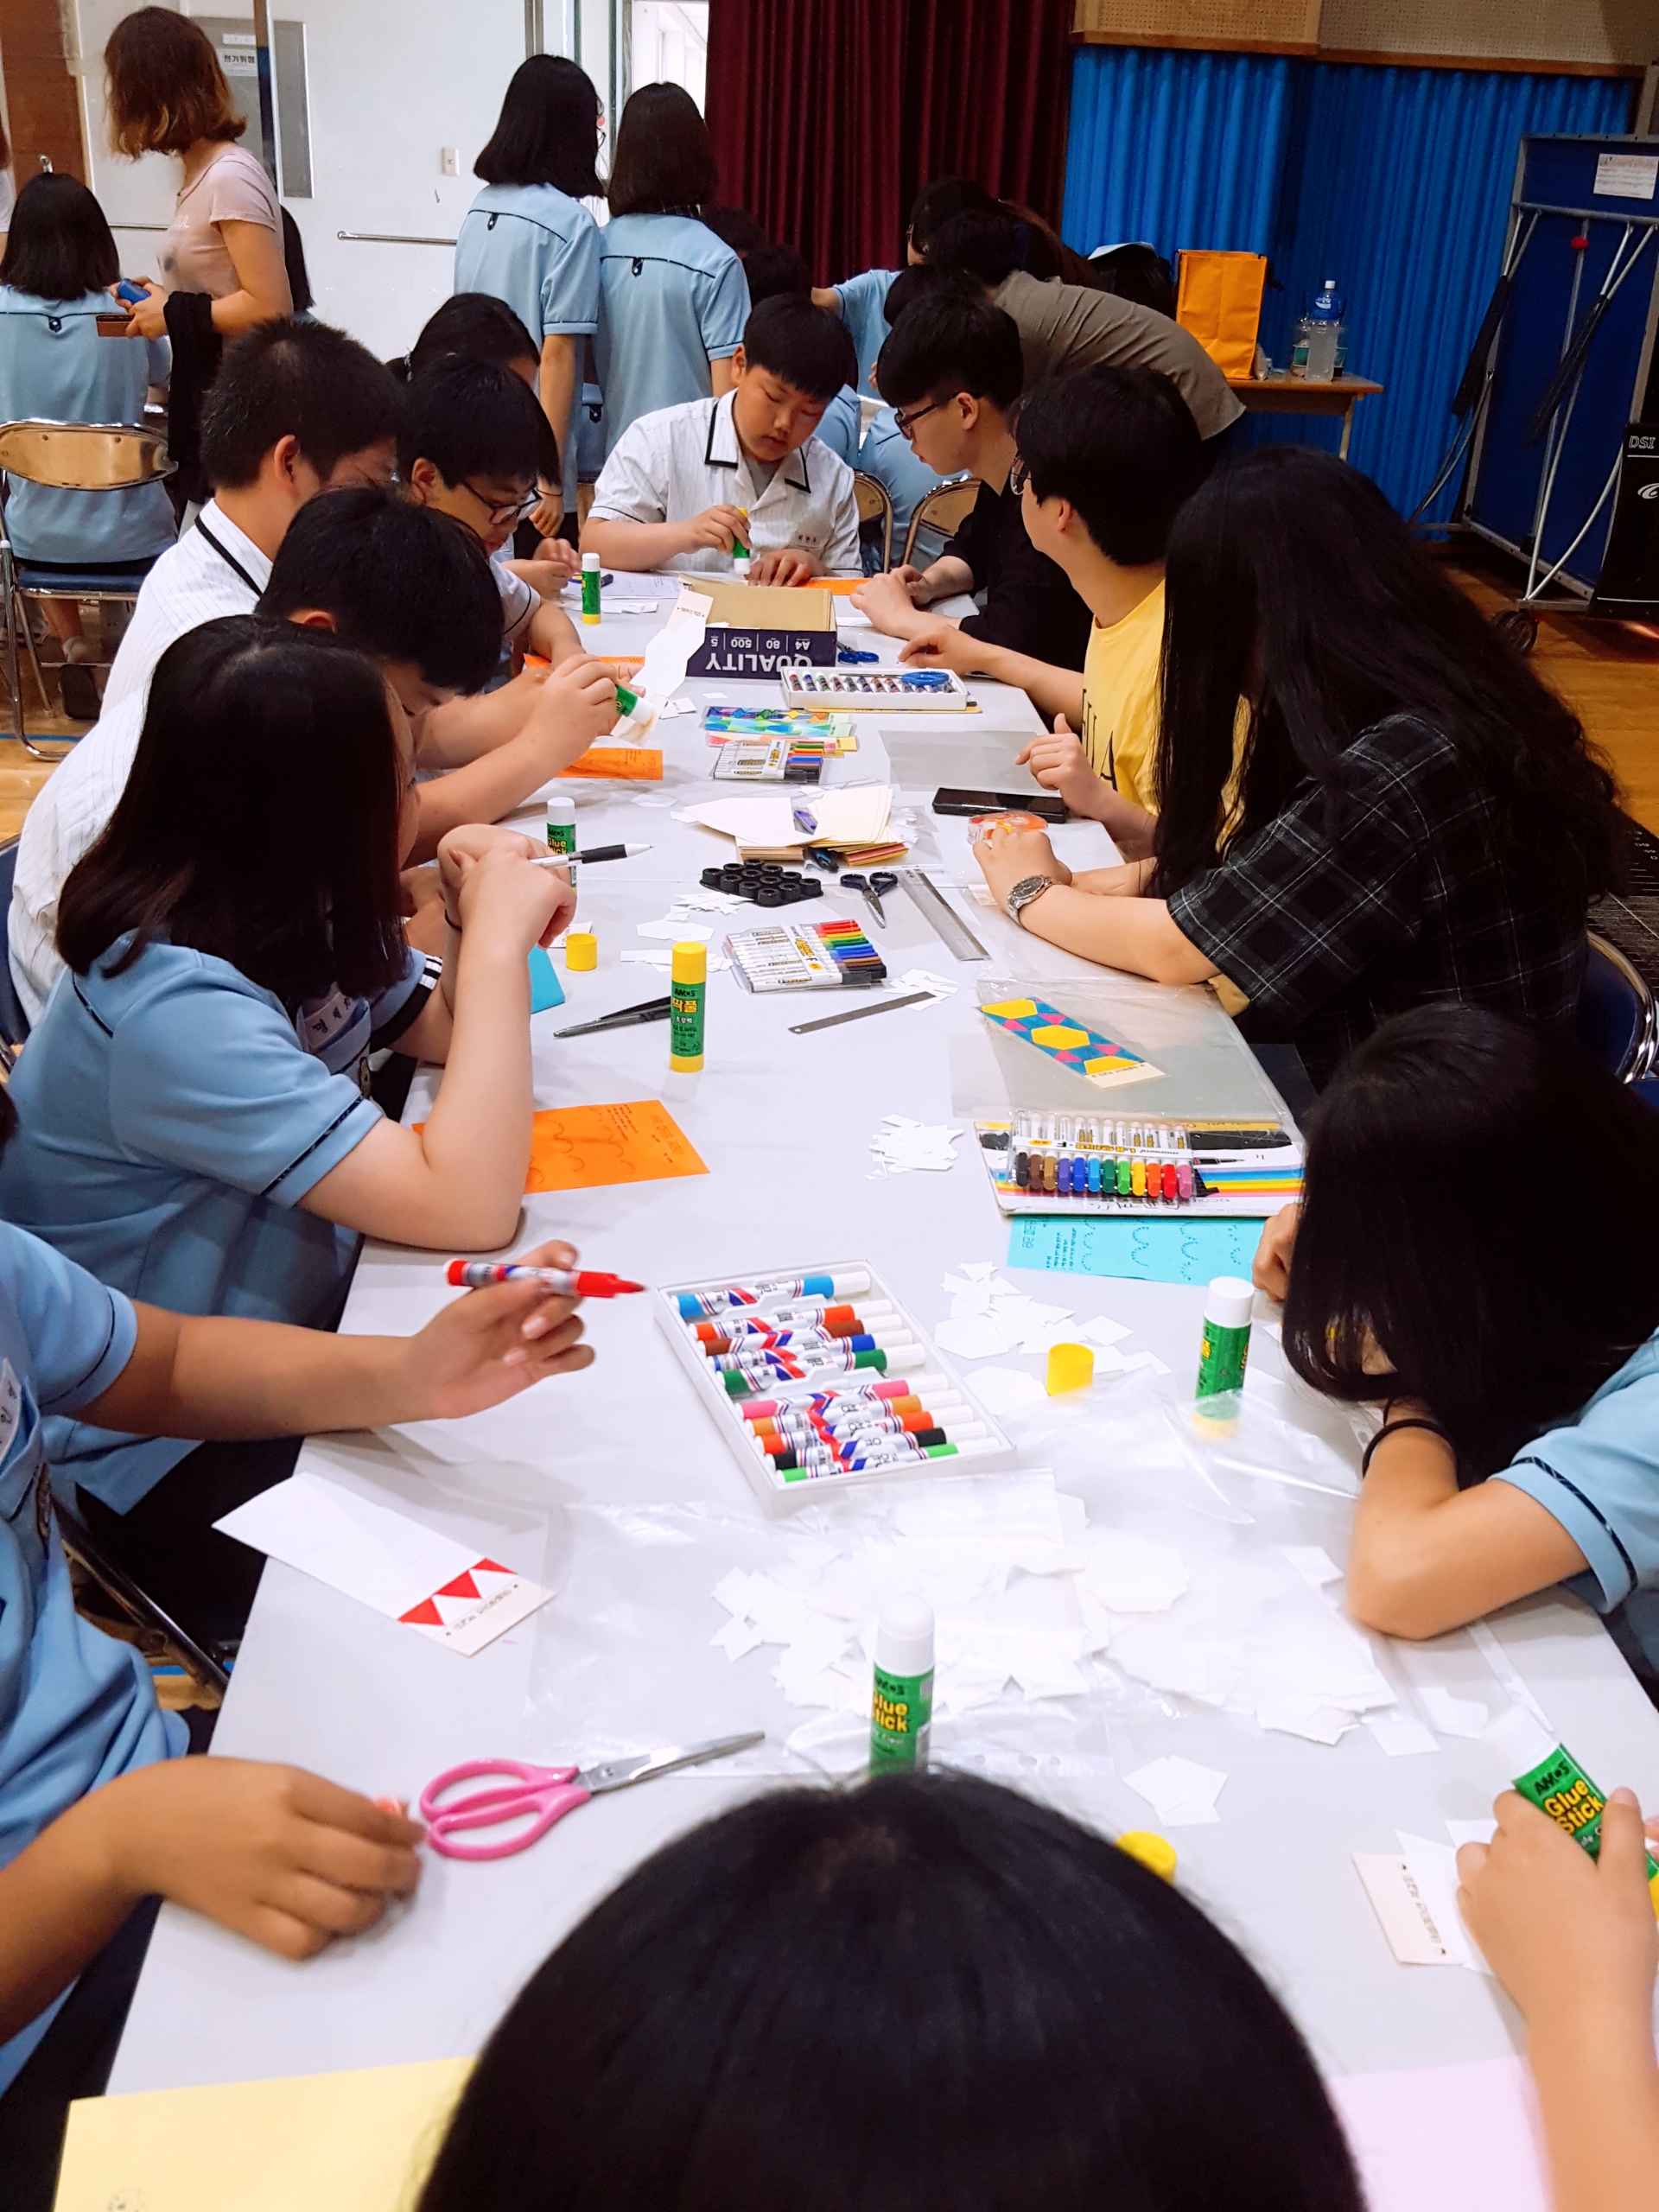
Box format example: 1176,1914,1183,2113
973,446,1622,1084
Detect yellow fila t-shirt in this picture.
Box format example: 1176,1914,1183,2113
1078,580,1165,811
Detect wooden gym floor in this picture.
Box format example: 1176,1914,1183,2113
0,543,1652,846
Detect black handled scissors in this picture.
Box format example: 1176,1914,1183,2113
841,870,894,926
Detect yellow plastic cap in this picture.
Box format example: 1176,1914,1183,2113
565,930,597,971
671,942,707,984
1046,1342,1094,1395
1117,1830,1178,1882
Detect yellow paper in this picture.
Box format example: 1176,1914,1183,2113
560,745,662,780
525,1098,708,1192
54,2056,471,2212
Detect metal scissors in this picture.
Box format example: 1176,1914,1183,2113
840,869,897,925
419,1732,764,1861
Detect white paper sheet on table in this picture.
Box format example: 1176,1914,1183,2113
679,785,892,849
1123,1754,1227,1826
214,1472,550,1655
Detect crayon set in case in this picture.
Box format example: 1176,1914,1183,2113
724,918,888,992
655,1259,1018,1499
974,1109,1304,1217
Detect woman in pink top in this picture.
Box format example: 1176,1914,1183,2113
103,9,290,339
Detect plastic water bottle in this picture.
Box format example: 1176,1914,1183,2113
1303,277,1344,381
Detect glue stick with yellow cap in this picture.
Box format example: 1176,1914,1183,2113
670,941,705,1071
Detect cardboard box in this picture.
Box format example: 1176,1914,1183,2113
684,579,838,675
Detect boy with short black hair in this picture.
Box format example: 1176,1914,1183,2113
102,315,405,715
893,363,1208,856
582,294,861,582
400,360,582,664
853,289,1090,671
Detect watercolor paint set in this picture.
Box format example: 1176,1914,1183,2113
655,1260,1017,1499
973,1109,1304,1218
724,918,888,992
779,668,976,711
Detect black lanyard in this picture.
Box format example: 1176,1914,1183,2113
194,516,262,595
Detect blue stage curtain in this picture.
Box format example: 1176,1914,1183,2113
1060,45,1634,516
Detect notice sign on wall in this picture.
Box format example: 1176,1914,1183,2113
1595,153,1658,201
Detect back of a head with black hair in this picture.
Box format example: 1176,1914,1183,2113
399,359,559,488
1090,243,1178,320
1150,448,1623,907
1016,364,1202,567
906,175,995,257
258,486,504,696
702,204,766,257
925,206,1032,289
403,293,538,384
1285,1003,1659,1478
743,241,811,307
57,616,405,1010
199,319,404,492
607,82,718,218
417,1774,1361,2212
742,293,855,402
875,289,1024,414
880,261,950,327
0,173,118,301
474,54,601,198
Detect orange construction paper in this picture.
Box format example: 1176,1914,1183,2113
794,576,864,594
560,747,663,780
524,1100,708,1192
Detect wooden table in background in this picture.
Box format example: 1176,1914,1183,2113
1227,373,1384,461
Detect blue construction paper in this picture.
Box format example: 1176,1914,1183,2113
1007,1215,1263,1286
528,946,565,1014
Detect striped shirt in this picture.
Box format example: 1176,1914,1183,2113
10,502,269,1023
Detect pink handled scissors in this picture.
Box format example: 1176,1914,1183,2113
419,1732,765,1861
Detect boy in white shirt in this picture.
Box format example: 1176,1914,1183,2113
582,295,861,582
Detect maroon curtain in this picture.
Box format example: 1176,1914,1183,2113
704,0,1074,283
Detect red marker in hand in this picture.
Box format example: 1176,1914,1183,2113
446,1261,645,1299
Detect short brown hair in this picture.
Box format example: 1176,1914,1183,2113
105,9,245,159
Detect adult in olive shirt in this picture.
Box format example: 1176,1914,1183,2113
850,289,1090,673
929,208,1243,450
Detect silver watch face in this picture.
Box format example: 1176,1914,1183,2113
1005,874,1053,920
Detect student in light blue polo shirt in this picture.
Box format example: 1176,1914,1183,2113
454,57,604,526
595,84,747,455
0,174,175,692
1258,1004,1659,1684
0,615,572,1647
0,1080,592,2190
813,265,898,392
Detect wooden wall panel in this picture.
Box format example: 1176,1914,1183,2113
0,0,88,181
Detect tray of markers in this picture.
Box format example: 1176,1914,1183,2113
711,735,831,784
724,917,887,991
974,1109,1304,1218
656,1261,1018,1500
779,668,977,712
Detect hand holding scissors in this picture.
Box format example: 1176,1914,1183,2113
419,1732,764,1861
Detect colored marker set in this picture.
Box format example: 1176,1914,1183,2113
657,1262,1015,1497
972,1113,1305,1218
779,668,976,712
711,736,833,784
724,918,888,993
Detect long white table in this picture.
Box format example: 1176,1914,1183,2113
111,596,1659,2140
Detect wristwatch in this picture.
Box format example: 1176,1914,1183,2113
1005,874,1058,926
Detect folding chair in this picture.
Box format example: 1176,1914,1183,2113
0,836,28,1073
1579,931,1659,1084
899,479,980,570
0,419,175,758
852,472,893,572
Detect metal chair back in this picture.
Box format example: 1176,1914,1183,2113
900,479,979,569
1579,931,1659,1084
852,471,893,572
0,419,174,491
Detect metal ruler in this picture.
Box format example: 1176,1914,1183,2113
895,870,988,962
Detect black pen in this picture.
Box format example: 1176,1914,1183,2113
551,995,672,1038
578,842,654,864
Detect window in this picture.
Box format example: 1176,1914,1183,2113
628,1,708,111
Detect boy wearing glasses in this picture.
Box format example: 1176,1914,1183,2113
401,359,583,666
581,296,861,582
851,291,1090,674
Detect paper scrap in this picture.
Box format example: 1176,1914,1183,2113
1078,1314,1133,1349
214,1472,549,1655
935,1313,1009,1360
1421,1687,1489,1739
1257,1694,1353,1745
636,917,715,940
1007,1215,1264,1286
898,968,958,998
1365,1713,1441,1758
1353,1853,1460,1967
1446,1818,1497,1851
524,1100,708,1192
869,1116,962,1175
1123,1755,1227,1826
1398,1832,1492,1974
963,1367,1047,1414
560,747,663,780
619,948,732,972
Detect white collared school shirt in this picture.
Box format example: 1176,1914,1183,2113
588,391,861,576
